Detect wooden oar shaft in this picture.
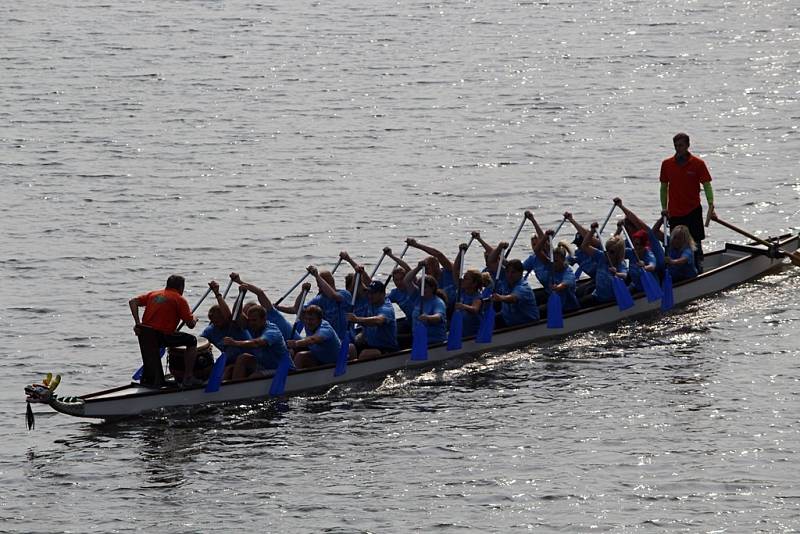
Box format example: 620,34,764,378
274,272,311,306
598,204,617,236
712,215,800,265
221,278,235,300
176,286,214,331
369,252,387,279
505,216,528,258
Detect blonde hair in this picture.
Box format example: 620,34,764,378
670,225,696,252
463,269,487,289
554,240,572,260
605,235,626,265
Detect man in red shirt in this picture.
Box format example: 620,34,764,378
129,274,199,387
660,132,716,271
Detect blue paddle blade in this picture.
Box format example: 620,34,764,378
132,346,165,381
204,352,227,393
546,292,564,329
410,321,428,361
334,332,350,376
269,353,292,396
612,277,635,311
642,271,663,302
476,306,495,343
661,270,674,311
446,310,464,351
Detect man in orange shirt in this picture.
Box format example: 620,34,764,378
129,274,199,387
660,132,716,272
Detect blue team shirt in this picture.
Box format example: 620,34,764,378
500,278,539,326
459,292,483,337
307,289,353,340
625,247,657,292
539,265,580,311
668,246,698,281
363,300,398,350
388,286,419,319
353,295,370,318
648,228,667,275
411,296,447,343
571,249,597,279
267,308,294,342
590,249,628,303
202,322,251,360
305,319,341,365
250,323,290,370
522,254,549,286
439,269,457,305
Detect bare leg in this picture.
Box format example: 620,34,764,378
348,343,357,360
232,354,256,380
183,346,197,381
357,348,382,361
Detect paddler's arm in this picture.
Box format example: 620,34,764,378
308,265,342,301
128,296,143,334
404,261,425,290
565,212,600,248
208,280,231,323
223,336,266,349
470,231,493,255
455,298,482,315
660,182,668,210
613,198,649,232
346,312,385,326
383,247,411,272
703,181,715,219
486,241,508,269
524,211,545,240
287,334,324,350
406,238,454,272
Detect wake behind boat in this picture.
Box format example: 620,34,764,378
25,230,799,421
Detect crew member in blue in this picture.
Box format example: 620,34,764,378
666,225,699,281
492,259,539,327
384,247,417,336
288,305,342,368
615,222,658,293
304,265,353,341
578,224,628,305
225,305,289,380
228,273,298,342
612,199,667,277
521,210,549,286
201,280,251,369
405,260,448,344
533,234,580,312
405,238,458,308
347,280,398,360
453,269,489,337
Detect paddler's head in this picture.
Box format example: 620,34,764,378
301,305,323,332
673,132,690,159
423,256,440,277
318,270,336,289
366,280,386,305
392,266,408,287
246,304,267,333
208,304,228,327
504,259,524,285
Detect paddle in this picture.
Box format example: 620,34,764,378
383,244,410,287
410,265,429,360
546,235,564,329
204,287,248,393
620,226,663,302
334,271,359,376
290,286,310,340
476,255,504,343
711,214,800,266
505,215,528,259
598,203,617,236
595,230,634,311
370,251,387,279
446,243,471,351
132,284,213,381
661,214,674,311
274,257,345,307
221,278,235,299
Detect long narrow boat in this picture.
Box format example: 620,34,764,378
25,233,799,421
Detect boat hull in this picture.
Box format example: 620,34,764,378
48,235,798,419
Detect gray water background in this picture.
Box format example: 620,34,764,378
1,0,799,531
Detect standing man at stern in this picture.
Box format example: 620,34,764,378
129,274,199,387
660,132,716,272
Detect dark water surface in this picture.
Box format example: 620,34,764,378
2,0,799,531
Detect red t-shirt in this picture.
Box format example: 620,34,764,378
136,288,193,333
660,154,712,217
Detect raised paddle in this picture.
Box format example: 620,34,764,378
545,235,564,329
505,215,528,259
661,214,674,311
476,253,504,343
132,284,213,381
711,214,800,266
410,265,429,360
595,230,634,311
334,271,360,376
274,257,345,306
446,243,470,351
620,226,663,303
370,251,387,279
221,278,235,300
383,244,410,287
598,203,618,236
204,287,248,393
290,286,311,340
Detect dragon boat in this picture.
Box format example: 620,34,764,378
24,231,799,422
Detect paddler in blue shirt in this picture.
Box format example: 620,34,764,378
346,280,398,360
405,238,458,309
225,305,290,380
304,265,353,341
404,261,448,344
229,273,297,342
492,259,540,327
287,305,342,369
384,247,417,338
578,223,628,305
201,280,251,368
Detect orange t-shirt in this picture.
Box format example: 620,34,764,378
136,288,193,334
660,154,712,217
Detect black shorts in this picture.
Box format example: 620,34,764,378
669,205,705,243
156,330,197,349
354,334,396,355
